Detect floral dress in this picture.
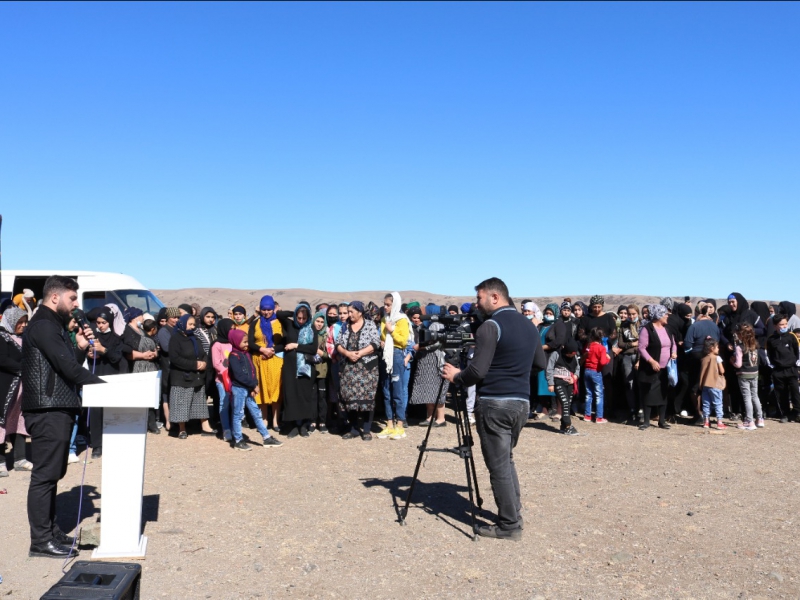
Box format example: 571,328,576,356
337,320,380,412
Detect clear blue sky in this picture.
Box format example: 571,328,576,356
2,2,798,300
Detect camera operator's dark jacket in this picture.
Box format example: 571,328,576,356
22,305,104,412
455,306,546,401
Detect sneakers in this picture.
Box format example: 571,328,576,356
738,421,757,431
68,453,80,464
222,430,232,442
389,427,407,440
14,459,33,471
680,410,689,418
756,418,765,428
703,419,710,429
562,425,579,436
716,422,727,430
468,413,476,425
262,437,283,448
0,463,8,477
474,524,522,542
376,426,395,439
234,440,252,451
583,414,593,422
780,417,789,423
595,417,607,424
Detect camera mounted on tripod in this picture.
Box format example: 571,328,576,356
418,313,477,351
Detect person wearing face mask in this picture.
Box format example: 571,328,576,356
86,306,126,458
231,305,249,332
248,295,285,433
766,314,800,423
324,304,348,433
617,304,641,424
536,304,565,419
521,301,542,326
168,315,215,439
121,307,160,433
277,303,321,438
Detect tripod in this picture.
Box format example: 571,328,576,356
398,353,483,540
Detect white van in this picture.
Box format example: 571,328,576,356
1,270,165,315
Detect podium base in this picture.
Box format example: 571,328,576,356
91,535,148,560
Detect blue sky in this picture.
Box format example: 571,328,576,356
2,2,798,299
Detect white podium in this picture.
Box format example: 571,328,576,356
82,370,160,559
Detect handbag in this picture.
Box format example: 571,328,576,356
220,369,232,393
666,358,678,387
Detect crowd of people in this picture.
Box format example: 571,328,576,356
2,289,800,470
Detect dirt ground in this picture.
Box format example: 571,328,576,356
2,412,799,600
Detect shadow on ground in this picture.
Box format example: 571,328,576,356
361,475,493,539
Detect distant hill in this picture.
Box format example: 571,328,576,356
152,288,782,315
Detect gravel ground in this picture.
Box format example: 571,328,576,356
2,414,799,599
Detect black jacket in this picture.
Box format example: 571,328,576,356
767,331,799,372
0,332,23,424
228,349,257,391
90,328,125,377
21,305,103,411
168,331,207,388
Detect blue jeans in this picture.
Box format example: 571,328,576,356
231,386,270,443
702,387,724,420
585,369,604,418
216,381,232,438
69,414,79,455
381,349,408,423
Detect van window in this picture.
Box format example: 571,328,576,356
83,292,114,313
112,289,165,314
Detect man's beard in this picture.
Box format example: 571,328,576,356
55,298,73,324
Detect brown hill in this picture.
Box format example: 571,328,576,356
152,288,773,315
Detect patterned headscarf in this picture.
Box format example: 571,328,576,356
650,304,668,322
589,295,604,307
560,301,572,313
349,301,365,314
1,306,26,334
545,303,560,317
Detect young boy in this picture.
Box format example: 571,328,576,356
700,338,727,429
766,315,800,422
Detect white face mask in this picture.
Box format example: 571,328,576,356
544,315,554,323
525,315,534,321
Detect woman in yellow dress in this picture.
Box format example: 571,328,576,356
248,295,284,431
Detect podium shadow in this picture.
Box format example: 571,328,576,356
360,475,491,539
55,484,99,533
142,494,160,534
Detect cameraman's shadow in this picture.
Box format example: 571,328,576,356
361,475,491,539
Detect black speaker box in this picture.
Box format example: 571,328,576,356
40,561,141,599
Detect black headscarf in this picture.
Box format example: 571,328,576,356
779,301,797,318
156,307,168,324
214,318,234,346
728,292,749,315
197,307,218,333
750,301,770,325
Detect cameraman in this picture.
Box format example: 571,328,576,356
22,276,104,558
442,277,546,541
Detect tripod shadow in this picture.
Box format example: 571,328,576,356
55,484,99,534
361,475,492,539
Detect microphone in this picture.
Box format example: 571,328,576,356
72,309,95,346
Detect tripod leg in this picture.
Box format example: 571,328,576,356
452,388,479,540
399,379,444,524
462,405,483,508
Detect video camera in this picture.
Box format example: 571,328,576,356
418,313,477,350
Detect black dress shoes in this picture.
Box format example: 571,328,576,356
54,529,76,546
29,539,75,558
91,447,102,459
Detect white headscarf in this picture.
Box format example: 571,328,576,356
522,302,543,321
106,303,127,336
382,291,410,374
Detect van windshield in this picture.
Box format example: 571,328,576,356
109,289,165,314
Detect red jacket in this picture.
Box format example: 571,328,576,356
583,342,610,371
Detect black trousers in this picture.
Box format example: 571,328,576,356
23,409,75,545
554,381,573,429
773,369,800,418
314,379,327,424
90,407,103,449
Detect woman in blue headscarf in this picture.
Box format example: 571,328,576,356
168,314,214,439
248,295,285,432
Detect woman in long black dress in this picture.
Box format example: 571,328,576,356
278,303,321,439
577,296,619,415
86,306,126,458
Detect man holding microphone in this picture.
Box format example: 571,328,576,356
443,277,546,541
22,275,104,558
